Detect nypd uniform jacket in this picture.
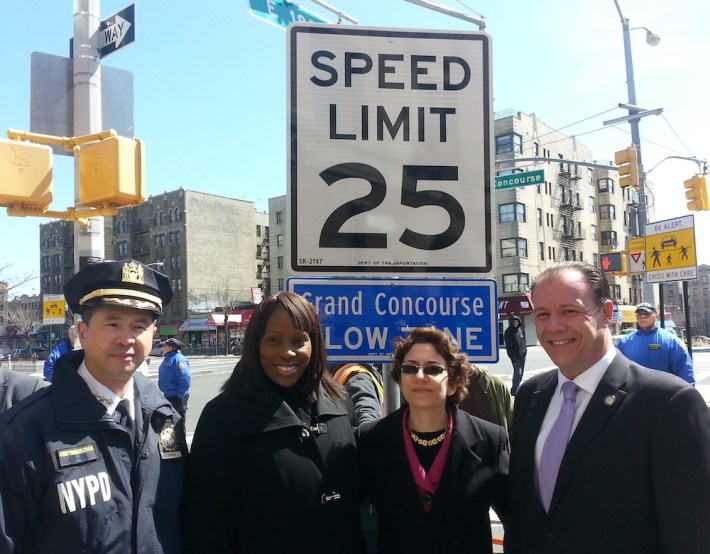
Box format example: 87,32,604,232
158,350,191,399
182,373,366,553
0,350,187,554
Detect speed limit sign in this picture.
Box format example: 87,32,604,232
287,24,493,276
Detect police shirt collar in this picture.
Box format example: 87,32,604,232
77,361,135,419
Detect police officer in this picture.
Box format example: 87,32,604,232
0,260,187,554
159,338,191,420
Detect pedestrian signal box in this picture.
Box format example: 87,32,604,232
76,136,145,207
0,139,53,211
600,252,625,273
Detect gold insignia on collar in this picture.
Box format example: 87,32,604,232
122,261,144,285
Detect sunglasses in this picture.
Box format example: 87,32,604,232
399,364,447,376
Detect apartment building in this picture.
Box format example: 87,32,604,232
39,189,268,337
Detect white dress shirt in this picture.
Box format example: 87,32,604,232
78,362,136,420
534,348,617,486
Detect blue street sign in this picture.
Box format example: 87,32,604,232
248,0,329,29
98,4,135,58
287,277,499,363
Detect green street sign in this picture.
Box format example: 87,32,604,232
495,169,544,191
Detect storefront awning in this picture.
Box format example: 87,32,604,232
179,318,217,332
498,295,533,316
617,305,637,324
207,309,255,327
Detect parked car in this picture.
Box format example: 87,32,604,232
149,342,165,357
612,328,636,346
12,347,49,361
692,336,710,346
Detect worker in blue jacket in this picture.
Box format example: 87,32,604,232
617,302,694,384
43,325,78,382
159,338,191,419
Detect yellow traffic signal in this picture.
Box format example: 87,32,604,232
76,136,145,208
614,145,639,189
0,139,53,211
684,174,709,211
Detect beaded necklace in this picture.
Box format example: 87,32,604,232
408,427,448,447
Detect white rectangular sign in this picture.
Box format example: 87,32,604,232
287,24,493,276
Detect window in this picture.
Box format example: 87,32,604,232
600,204,616,220
256,245,262,258
169,209,175,223
495,133,523,154
601,230,618,247
591,224,597,241
537,208,543,226
276,211,284,225
169,231,181,246
500,238,528,258
171,278,182,291
539,242,545,261
499,203,525,223
277,234,284,247
610,285,621,300
170,255,181,269
153,212,159,226
277,256,284,269
588,196,595,213
154,234,165,248
118,242,127,256
278,278,285,291
256,225,262,237
598,178,614,193
502,273,530,294
159,211,165,225
587,170,593,186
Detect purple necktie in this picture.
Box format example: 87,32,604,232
539,381,579,512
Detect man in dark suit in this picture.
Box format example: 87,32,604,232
0,367,47,414
507,261,710,554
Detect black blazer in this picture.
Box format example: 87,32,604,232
0,367,47,415
507,352,710,554
356,406,508,554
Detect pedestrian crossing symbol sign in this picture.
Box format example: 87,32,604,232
645,215,697,283
43,294,66,325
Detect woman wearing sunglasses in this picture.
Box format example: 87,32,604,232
356,326,509,554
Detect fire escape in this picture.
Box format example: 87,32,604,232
552,161,585,262
257,236,271,295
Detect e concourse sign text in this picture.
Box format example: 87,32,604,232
288,24,493,276
288,277,499,363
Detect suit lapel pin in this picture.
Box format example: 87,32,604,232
604,395,616,406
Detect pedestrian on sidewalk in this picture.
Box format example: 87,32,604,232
617,302,694,384
159,338,191,420
504,315,527,395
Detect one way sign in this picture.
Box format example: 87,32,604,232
99,4,135,58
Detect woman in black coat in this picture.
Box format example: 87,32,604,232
356,327,509,554
182,292,365,553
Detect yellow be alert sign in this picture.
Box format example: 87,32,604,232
43,294,66,325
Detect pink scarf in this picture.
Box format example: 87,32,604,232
401,408,454,514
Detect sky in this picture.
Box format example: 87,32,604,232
2,0,709,297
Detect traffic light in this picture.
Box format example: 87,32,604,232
0,139,53,211
614,145,639,189
76,136,145,208
683,174,709,211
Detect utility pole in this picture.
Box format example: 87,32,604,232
73,0,105,271
612,0,660,304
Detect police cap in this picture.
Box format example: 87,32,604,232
64,260,173,315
